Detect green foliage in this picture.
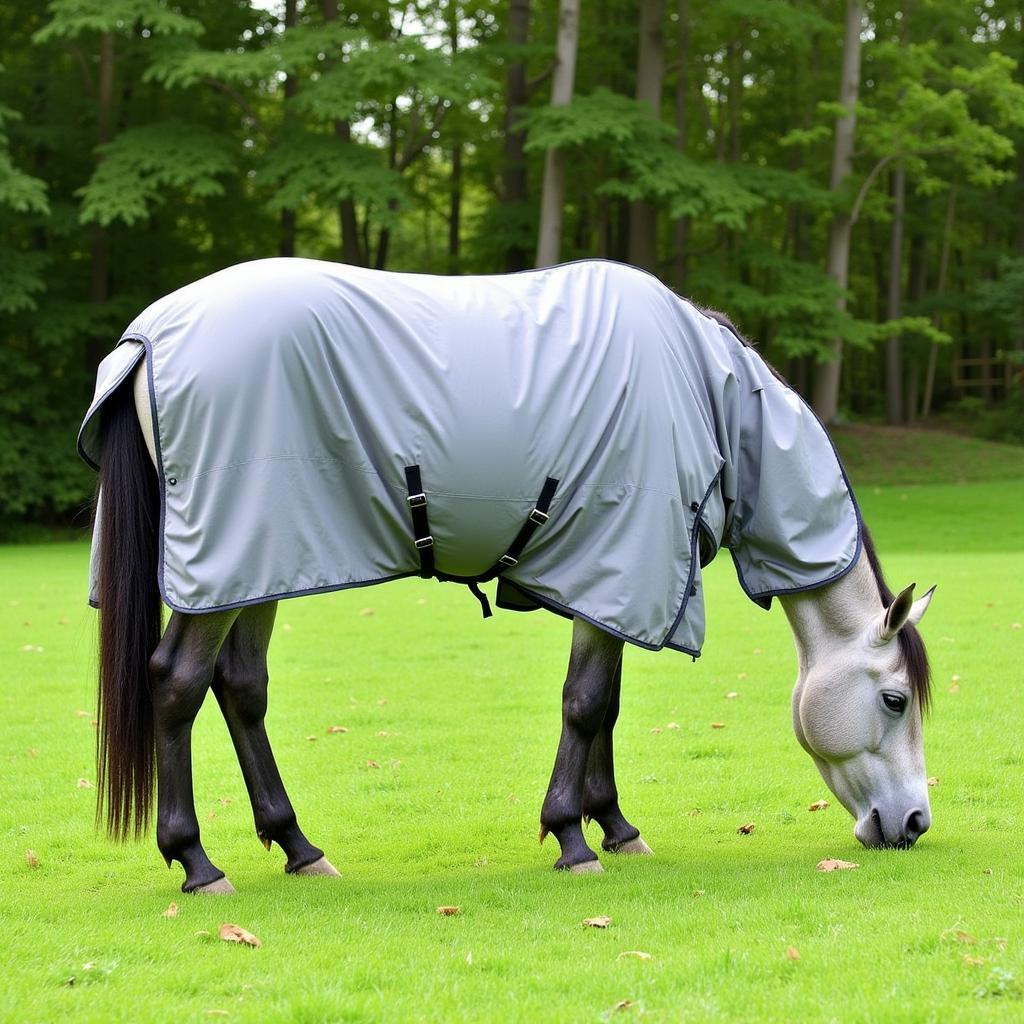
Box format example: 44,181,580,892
77,121,236,226
32,0,202,42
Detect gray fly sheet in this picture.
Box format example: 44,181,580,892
79,258,861,657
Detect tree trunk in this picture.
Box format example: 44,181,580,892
885,165,905,424
534,0,580,268
811,0,863,424
321,0,364,265
627,0,665,272
87,31,115,370
448,3,462,272
920,187,957,419
669,0,689,291
279,0,299,258
504,0,530,271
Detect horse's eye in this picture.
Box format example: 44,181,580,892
882,692,907,714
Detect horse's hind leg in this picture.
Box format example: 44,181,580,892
211,602,338,877
539,619,623,873
150,608,239,894
583,660,652,855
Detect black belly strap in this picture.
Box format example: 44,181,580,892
403,465,559,619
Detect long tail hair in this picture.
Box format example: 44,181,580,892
95,377,162,839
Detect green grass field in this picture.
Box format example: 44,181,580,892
2,432,1022,1023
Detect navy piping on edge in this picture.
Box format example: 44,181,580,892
728,383,865,610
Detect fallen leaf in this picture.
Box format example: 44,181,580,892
76,778,93,789
206,812,217,821
983,868,993,875
617,950,652,961
306,735,317,742
376,730,392,737
326,725,349,734
366,759,381,769
726,691,738,699
737,822,756,834
737,672,748,680
217,798,233,806
666,722,680,730
650,727,663,734
282,623,293,631
359,608,375,617
808,800,829,812
610,1000,635,1013
785,946,801,961
436,905,461,916
946,929,977,945
711,722,726,729
1011,622,1021,630
950,674,961,683
82,962,95,971
692,889,704,897
58,617,69,625
816,858,859,872
26,747,37,757
948,683,960,695
687,808,701,817
927,777,939,787
964,955,985,967
25,849,39,869
583,915,612,929
752,648,762,655
162,902,179,918
218,923,261,948
377,698,388,705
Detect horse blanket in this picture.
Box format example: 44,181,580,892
79,258,861,656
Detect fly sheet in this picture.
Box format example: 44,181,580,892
79,258,861,656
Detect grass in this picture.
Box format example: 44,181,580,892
2,434,1023,1022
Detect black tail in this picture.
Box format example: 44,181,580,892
95,378,162,839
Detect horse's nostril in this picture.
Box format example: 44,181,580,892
902,808,928,846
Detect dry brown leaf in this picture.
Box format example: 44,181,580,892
306,735,317,742
1011,622,1021,630
617,950,652,961
753,648,762,655
359,608,375,617
963,955,985,967
436,905,461,916
583,915,612,929
927,777,939,787
950,674,961,683
377,698,388,705
785,946,801,961
649,727,663,734
737,822,756,834
206,812,217,821
25,849,39,869
666,722,680,730
326,725,349,734
692,889,704,897
687,808,701,817
983,868,993,875
377,730,392,737
26,747,37,757
726,691,738,699
816,858,859,872
610,1000,635,1013
948,683,960,694
217,798,233,806
366,759,381,769
218,923,261,948
162,902,180,918
808,800,829,812
944,929,976,945
737,672,748,680
76,778,93,789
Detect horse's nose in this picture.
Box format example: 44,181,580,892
900,807,930,847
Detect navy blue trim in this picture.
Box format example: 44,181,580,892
76,338,147,470
728,383,864,610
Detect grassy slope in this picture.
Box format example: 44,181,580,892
1,436,1022,1023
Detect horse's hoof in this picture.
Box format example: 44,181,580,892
610,837,653,856
568,859,604,875
193,876,236,895
292,856,341,877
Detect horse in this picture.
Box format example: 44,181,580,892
80,258,935,894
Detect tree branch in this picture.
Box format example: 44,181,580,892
849,152,896,227
527,60,556,94
203,77,272,140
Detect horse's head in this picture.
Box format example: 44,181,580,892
790,582,935,849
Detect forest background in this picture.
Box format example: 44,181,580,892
1,0,1022,531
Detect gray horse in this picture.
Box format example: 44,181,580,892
80,258,934,893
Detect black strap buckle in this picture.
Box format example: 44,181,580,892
498,553,518,568
414,535,434,549
407,492,427,508
528,508,549,526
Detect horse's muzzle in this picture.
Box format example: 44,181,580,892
856,806,931,849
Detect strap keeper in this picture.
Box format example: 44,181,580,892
528,508,549,526
414,535,434,549
407,492,427,508
498,553,518,568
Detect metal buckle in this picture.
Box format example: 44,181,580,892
414,535,434,549
528,508,549,526
498,553,518,568
407,492,427,508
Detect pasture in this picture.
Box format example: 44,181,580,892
2,431,1022,1022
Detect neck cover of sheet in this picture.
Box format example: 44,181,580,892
79,258,861,657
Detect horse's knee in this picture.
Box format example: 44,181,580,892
214,658,268,722
150,650,213,724
562,681,609,737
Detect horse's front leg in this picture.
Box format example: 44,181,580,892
150,609,239,893
540,618,623,873
582,659,652,855
211,602,337,877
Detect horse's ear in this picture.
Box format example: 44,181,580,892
873,583,917,645
906,584,936,628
